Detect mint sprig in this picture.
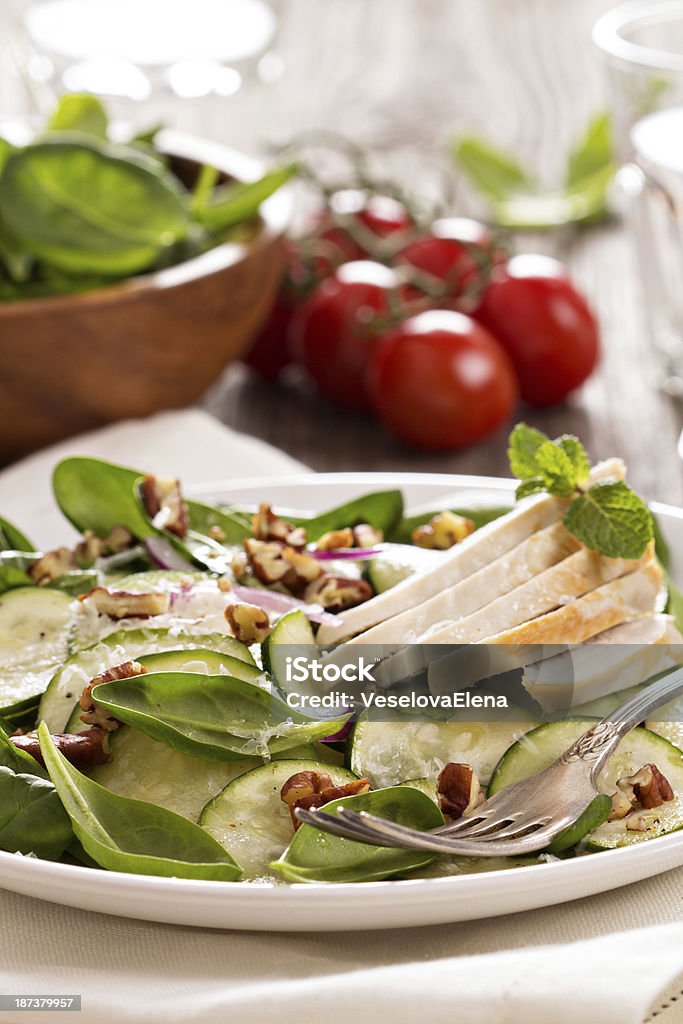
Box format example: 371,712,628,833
508,423,653,559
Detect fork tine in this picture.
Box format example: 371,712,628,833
298,806,566,857
294,807,410,848
430,788,529,837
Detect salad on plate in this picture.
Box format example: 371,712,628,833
2,424,683,885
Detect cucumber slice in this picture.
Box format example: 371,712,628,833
366,544,444,594
572,684,645,719
64,647,266,732
112,569,207,593
89,725,319,822
587,730,683,850
262,610,320,702
349,715,537,789
39,627,253,732
489,717,683,850
199,758,357,880
646,694,683,750
407,854,550,878
68,572,234,653
0,587,73,713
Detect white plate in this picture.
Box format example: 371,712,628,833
2,472,683,932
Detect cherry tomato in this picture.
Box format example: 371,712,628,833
397,218,500,299
329,190,413,238
366,309,518,450
474,254,600,407
314,192,413,268
290,261,400,410
243,295,296,380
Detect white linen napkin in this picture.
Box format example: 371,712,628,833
0,409,308,548
2,409,683,1024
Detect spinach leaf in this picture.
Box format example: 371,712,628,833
0,138,190,276
91,671,349,760
0,565,32,595
0,517,35,594
291,490,404,541
451,112,615,230
666,576,683,634
0,695,40,731
451,137,535,202
652,513,671,571
390,505,511,543
273,786,443,882
0,138,11,176
0,216,33,283
52,457,249,568
38,723,241,880
0,516,34,552
187,499,251,544
0,724,47,778
0,765,73,860
47,94,108,139
52,457,155,540
566,112,613,189
193,164,295,233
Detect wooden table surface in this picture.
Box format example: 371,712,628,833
201,0,683,507
3,0,682,504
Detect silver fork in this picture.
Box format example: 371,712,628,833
295,664,683,856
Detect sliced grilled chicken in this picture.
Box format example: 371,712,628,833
523,613,683,711
426,559,663,694
333,521,580,651
317,458,625,644
418,544,652,645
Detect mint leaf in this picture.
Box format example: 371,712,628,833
451,137,535,202
563,480,653,559
535,441,577,497
566,112,613,189
557,435,590,486
508,426,587,497
515,478,546,500
507,423,550,479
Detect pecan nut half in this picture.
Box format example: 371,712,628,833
11,728,110,770
251,503,307,550
28,547,78,586
608,763,675,821
140,475,189,538
412,511,476,550
79,660,146,731
225,603,271,644
82,587,171,619
75,525,135,564
353,523,384,548
437,762,484,820
304,575,372,613
244,539,322,593
314,528,355,552
280,770,371,829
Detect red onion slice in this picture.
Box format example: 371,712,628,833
310,547,383,561
144,537,195,572
232,584,341,626
322,721,353,743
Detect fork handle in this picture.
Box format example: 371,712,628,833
560,662,683,781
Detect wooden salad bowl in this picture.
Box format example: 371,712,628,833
0,130,292,463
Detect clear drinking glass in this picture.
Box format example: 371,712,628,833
14,0,282,128
594,1,683,394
